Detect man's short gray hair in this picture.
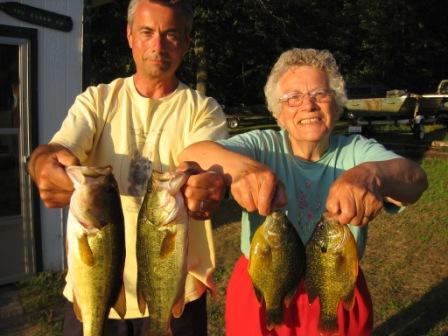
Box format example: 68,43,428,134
127,0,193,36
264,48,347,118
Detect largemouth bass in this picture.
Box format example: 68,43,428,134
66,165,126,336
136,170,190,336
305,215,358,336
248,211,306,330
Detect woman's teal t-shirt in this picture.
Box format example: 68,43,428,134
217,129,400,259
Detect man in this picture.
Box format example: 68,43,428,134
27,1,228,335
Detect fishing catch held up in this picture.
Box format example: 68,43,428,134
66,165,126,336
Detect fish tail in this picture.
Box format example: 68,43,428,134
318,311,339,335
265,307,283,330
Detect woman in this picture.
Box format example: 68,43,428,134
179,48,427,335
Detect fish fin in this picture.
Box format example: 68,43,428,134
160,230,176,258
284,287,298,308
112,284,127,319
304,279,318,304
334,253,346,274
252,285,264,305
342,288,356,311
319,311,339,335
78,234,94,266
353,259,359,278
72,295,83,322
266,308,283,330
172,297,185,318
137,290,147,315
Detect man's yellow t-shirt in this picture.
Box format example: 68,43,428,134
51,76,228,318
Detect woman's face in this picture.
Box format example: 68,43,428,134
277,65,337,145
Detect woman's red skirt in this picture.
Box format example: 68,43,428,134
225,255,373,336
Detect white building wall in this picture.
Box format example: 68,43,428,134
0,0,83,271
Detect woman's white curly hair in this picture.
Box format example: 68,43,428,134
264,48,347,118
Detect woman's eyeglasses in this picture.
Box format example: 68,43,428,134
279,89,335,107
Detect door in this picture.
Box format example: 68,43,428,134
0,33,36,284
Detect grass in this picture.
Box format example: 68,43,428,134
209,156,448,336
363,157,448,336
11,124,448,336
16,271,66,335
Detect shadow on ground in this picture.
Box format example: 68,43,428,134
373,277,448,336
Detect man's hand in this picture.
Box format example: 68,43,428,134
326,163,384,226
28,144,80,208
177,161,226,220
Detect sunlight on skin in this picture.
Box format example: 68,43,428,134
276,65,338,161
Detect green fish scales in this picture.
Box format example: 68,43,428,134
66,166,126,336
305,216,358,335
248,211,306,330
136,171,189,336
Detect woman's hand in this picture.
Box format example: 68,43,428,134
326,163,383,226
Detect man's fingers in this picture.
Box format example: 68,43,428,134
40,163,74,192
39,189,72,208
180,168,226,218
188,210,210,221
176,161,203,175
55,148,80,167
184,186,223,202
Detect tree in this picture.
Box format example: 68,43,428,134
84,0,448,108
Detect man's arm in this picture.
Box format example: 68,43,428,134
326,158,428,226
179,140,286,216
27,143,80,208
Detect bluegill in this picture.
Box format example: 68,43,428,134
136,170,190,336
305,215,358,335
248,211,306,330
66,165,126,336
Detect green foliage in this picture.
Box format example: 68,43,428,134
85,0,448,107
84,0,133,86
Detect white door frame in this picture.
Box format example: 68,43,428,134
0,26,38,284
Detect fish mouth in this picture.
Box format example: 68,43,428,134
297,117,323,125
318,225,348,253
153,171,189,196
264,227,282,248
327,226,349,252
168,172,190,195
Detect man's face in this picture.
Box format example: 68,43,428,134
127,1,190,80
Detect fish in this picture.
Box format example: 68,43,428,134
65,165,126,336
305,215,358,336
136,170,190,336
248,211,306,330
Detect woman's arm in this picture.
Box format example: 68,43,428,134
179,140,286,216
326,158,428,226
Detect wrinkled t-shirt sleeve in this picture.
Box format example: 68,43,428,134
185,97,228,146
50,88,97,164
215,130,265,160
350,134,401,164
